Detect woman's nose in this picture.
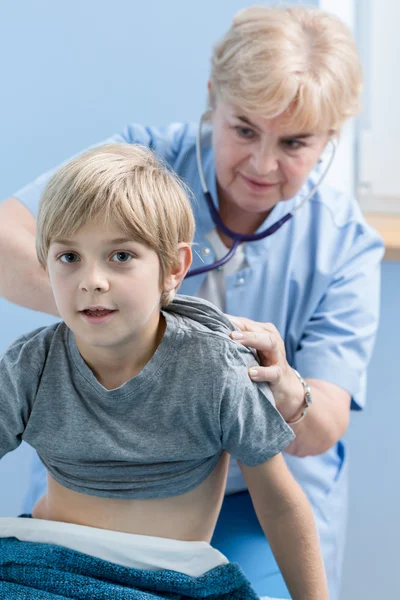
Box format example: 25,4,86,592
250,145,279,175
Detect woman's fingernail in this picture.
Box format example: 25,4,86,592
231,331,244,339
249,368,259,378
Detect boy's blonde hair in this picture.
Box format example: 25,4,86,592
209,5,363,132
36,144,195,306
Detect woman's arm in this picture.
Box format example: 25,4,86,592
228,222,383,456
240,453,329,600
0,199,58,314
227,220,382,457
286,378,350,456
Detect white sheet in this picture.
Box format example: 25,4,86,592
0,518,285,599
0,517,228,577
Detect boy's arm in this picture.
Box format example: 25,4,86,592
0,333,44,459
240,454,329,600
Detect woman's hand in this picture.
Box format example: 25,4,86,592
227,315,305,422
227,314,351,455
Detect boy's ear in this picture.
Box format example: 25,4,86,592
163,243,192,292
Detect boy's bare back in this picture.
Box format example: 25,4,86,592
34,455,230,542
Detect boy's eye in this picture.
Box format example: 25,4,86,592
59,252,79,263
110,252,133,263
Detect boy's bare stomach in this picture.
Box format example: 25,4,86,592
32,453,230,543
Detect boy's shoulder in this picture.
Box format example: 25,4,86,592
163,295,258,369
1,321,66,373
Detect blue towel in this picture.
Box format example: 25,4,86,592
0,537,260,599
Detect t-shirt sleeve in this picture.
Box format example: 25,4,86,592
0,330,44,458
294,221,384,410
219,347,295,466
12,122,191,219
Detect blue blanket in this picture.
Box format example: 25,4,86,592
0,537,259,599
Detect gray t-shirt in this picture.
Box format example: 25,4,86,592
0,295,294,499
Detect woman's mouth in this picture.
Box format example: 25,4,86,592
240,173,278,192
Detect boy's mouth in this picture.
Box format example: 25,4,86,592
79,307,117,324
82,308,115,317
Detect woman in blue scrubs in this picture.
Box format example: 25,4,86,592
0,5,384,599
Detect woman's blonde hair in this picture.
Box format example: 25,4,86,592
209,5,363,131
36,144,195,306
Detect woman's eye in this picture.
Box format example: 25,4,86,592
59,253,79,263
235,126,256,139
111,252,133,263
283,139,305,151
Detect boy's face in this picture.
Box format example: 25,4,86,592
46,222,165,352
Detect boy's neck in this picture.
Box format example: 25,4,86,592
73,313,166,390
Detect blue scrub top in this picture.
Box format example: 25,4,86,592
14,121,384,541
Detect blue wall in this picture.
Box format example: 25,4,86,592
341,260,399,599
0,2,397,599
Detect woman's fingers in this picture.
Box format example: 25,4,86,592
231,329,278,354
248,364,282,383
227,314,279,335
227,315,288,385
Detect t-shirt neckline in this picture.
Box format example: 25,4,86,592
66,311,178,399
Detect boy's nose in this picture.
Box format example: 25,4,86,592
79,267,110,293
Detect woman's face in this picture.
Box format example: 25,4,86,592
211,100,331,220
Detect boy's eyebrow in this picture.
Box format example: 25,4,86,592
52,239,74,246
52,237,136,246
108,237,136,245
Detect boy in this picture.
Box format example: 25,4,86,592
0,144,328,599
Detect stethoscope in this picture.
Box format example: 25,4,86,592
186,113,337,278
